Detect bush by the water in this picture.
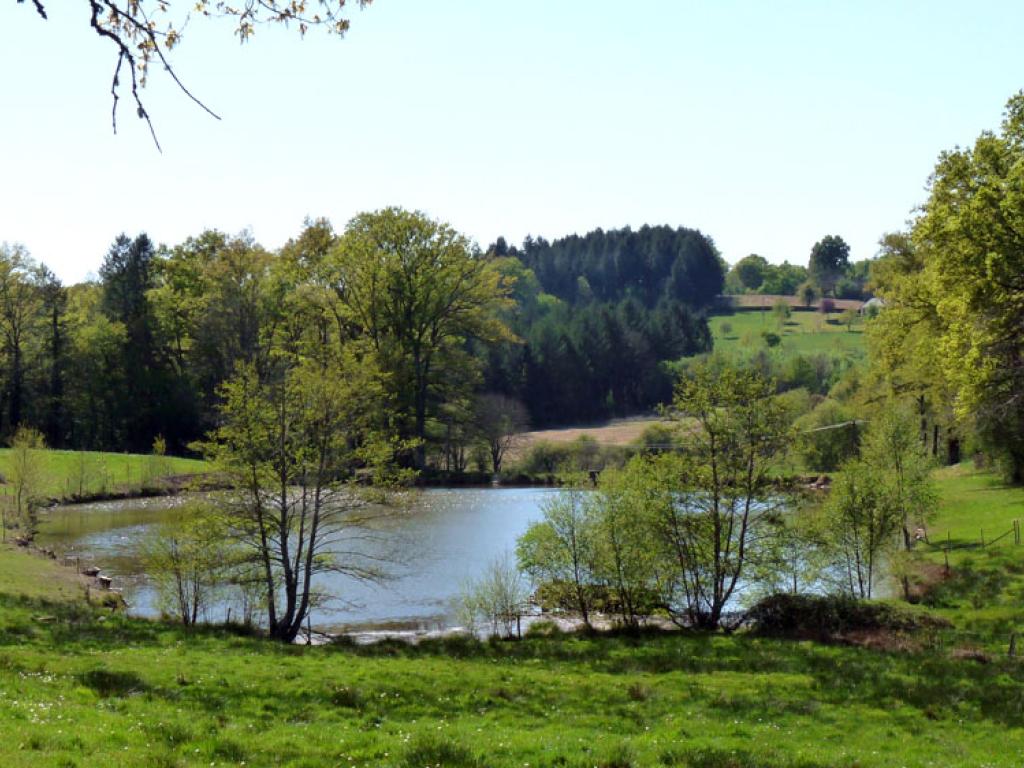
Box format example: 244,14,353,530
511,436,628,476
748,593,949,641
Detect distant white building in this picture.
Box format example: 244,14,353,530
860,297,885,315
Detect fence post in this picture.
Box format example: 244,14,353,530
944,546,950,576
981,528,985,547
1010,632,1018,658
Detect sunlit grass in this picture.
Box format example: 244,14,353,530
708,310,866,359
0,448,210,501
0,544,1023,767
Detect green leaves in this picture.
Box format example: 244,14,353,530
873,91,1024,478
327,207,515,465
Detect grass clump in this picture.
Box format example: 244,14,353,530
77,668,149,698
401,733,481,768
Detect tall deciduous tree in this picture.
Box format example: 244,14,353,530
207,345,400,643
868,94,1024,479
860,405,937,554
0,245,45,436
808,235,850,297
914,92,1024,480
330,208,514,468
475,393,529,473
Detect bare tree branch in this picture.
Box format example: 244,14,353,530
22,1,370,147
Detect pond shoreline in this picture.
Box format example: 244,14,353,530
41,472,231,507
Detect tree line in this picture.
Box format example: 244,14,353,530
724,236,873,302
867,91,1024,482
505,364,935,633
0,219,725,463
480,226,721,427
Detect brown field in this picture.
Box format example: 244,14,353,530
508,416,666,461
718,293,865,311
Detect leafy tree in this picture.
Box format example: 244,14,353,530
908,92,1024,480
64,284,129,449
38,266,68,446
0,245,44,437
590,460,662,628
205,338,403,642
661,362,790,628
859,405,936,555
516,481,597,628
772,298,791,328
330,208,514,468
456,550,530,638
759,261,809,296
824,459,900,599
798,282,817,308
841,308,858,331
151,229,274,443
475,393,529,473
143,504,232,626
793,399,860,472
8,426,46,542
808,235,851,297
730,254,769,292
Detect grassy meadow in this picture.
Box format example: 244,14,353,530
1,461,1024,766
908,463,1024,655
0,449,210,501
708,309,867,360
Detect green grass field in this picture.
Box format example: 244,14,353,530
1,463,1023,767
708,310,867,360
0,568,1022,767
909,463,1024,652
0,449,210,501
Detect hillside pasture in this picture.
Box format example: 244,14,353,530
709,309,867,359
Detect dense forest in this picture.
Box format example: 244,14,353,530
481,226,721,427
0,221,723,463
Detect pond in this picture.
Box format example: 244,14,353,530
36,488,557,635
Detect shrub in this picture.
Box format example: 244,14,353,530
512,437,628,476
632,423,679,454
524,619,563,638
329,685,364,709
77,668,149,698
747,593,948,641
793,399,860,471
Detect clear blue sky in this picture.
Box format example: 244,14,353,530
1,1,1022,283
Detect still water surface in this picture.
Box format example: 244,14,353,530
37,488,555,633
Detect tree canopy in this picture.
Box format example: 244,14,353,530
808,235,851,297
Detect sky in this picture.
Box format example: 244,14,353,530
1,1,1022,284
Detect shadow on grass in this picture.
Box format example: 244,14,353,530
4,591,1024,731
324,623,1024,728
